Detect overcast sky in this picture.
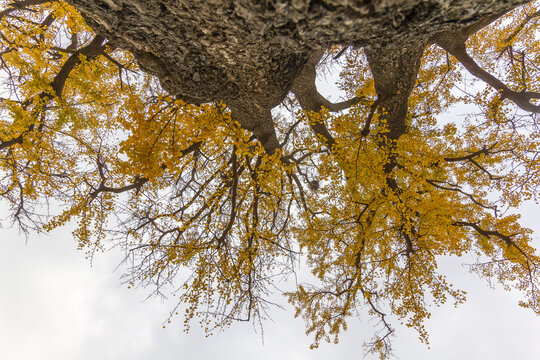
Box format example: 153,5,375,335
2,68,540,360
1,201,540,360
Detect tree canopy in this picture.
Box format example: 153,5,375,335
1,0,540,358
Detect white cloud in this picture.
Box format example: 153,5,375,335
1,211,540,360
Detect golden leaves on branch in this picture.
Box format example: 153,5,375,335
2,1,540,359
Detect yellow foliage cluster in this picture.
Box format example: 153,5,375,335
1,1,540,358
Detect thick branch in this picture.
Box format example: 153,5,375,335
364,41,426,140
216,149,240,248
1,35,110,151
51,35,108,97
228,102,281,155
444,144,498,162
436,21,540,113
453,220,530,259
90,176,148,200
292,50,364,149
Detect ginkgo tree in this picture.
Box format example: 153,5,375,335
1,0,540,358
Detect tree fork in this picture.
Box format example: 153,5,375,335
65,0,530,152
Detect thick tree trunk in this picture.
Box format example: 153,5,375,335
66,0,530,150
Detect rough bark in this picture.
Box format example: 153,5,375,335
291,49,362,149
365,40,426,141
65,0,530,152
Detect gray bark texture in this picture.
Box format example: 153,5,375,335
66,0,530,153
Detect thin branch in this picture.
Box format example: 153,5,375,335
0,0,56,20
